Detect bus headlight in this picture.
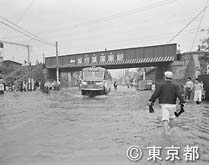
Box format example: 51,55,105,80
96,82,103,86
82,81,87,85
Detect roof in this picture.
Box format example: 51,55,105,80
3,60,22,65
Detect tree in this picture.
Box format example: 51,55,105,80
199,28,209,51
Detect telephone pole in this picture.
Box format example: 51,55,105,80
27,45,30,64
0,40,30,64
43,53,45,64
56,41,59,83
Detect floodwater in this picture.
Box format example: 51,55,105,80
0,87,209,165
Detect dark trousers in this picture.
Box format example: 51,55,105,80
185,87,192,100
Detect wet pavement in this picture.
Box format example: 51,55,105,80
0,87,209,165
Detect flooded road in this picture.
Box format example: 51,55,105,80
0,87,209,165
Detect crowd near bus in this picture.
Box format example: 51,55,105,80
0,75,60,95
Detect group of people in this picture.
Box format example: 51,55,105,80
0,75,61,95
184,77,205,104
7,78,40,92
41,80,61,94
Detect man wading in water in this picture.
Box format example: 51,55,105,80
148,71,185,135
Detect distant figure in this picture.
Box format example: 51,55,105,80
179,83,185,98
200,81,205,100
151,83,156,93
194,79,203,104
31,78,34,91
195,67,201,79
0,75,5,95
177,44,182,61
44,80,50,94
52,80,56,90
57,80,61,89
19,81,23,92
177,44,181,54
34,81,40,91
13,79,18,92
127,83,130,88
22,81,26,92
24,60,27,66
184,77,193,101
197,45,201,51
113,81,118,90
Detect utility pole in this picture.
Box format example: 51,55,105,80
56,41,59,83
0,42,3,64
43,53,45,64
0,40,30,64
27,45,30,64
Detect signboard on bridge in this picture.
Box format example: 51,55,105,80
45,43,177,70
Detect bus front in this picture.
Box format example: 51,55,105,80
80,67,105,96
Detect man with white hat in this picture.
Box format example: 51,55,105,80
148,71,185,135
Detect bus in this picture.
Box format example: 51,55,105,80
80,66,112,96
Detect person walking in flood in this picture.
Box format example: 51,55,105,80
193,78,203,104
184,77,193,101
151,82,156,94
113,81,118,90
148,71,185,135
0,74,5,95
13,78,18,92
200,81,205,100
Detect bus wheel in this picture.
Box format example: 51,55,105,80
81,90,86,95
103,89,108,95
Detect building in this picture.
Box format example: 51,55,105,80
0,60,22,74
3,60,22,69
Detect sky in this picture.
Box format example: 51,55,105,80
0,0,209,65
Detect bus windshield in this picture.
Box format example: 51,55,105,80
83,71,104,81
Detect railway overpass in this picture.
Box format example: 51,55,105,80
45,43,177,86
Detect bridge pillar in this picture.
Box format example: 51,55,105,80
47,68,56,81
59,71,81,87
155,65,171,83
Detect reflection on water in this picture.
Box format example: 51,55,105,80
0,87,209,164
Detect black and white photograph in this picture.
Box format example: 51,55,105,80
0,0,209,164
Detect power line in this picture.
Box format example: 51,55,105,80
0,16,55,46
0,0,177,41
0,20,34,39
16,0,35,23
30,27,202,54
25,0,177,35
1,0,35,39
0,15,48,43
26,25,206,52
191,0,209,50
167,4,209,43
54,26,205,44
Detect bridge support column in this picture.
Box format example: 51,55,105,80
155,65,171,83
59,71,81,87
47,68,56,81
